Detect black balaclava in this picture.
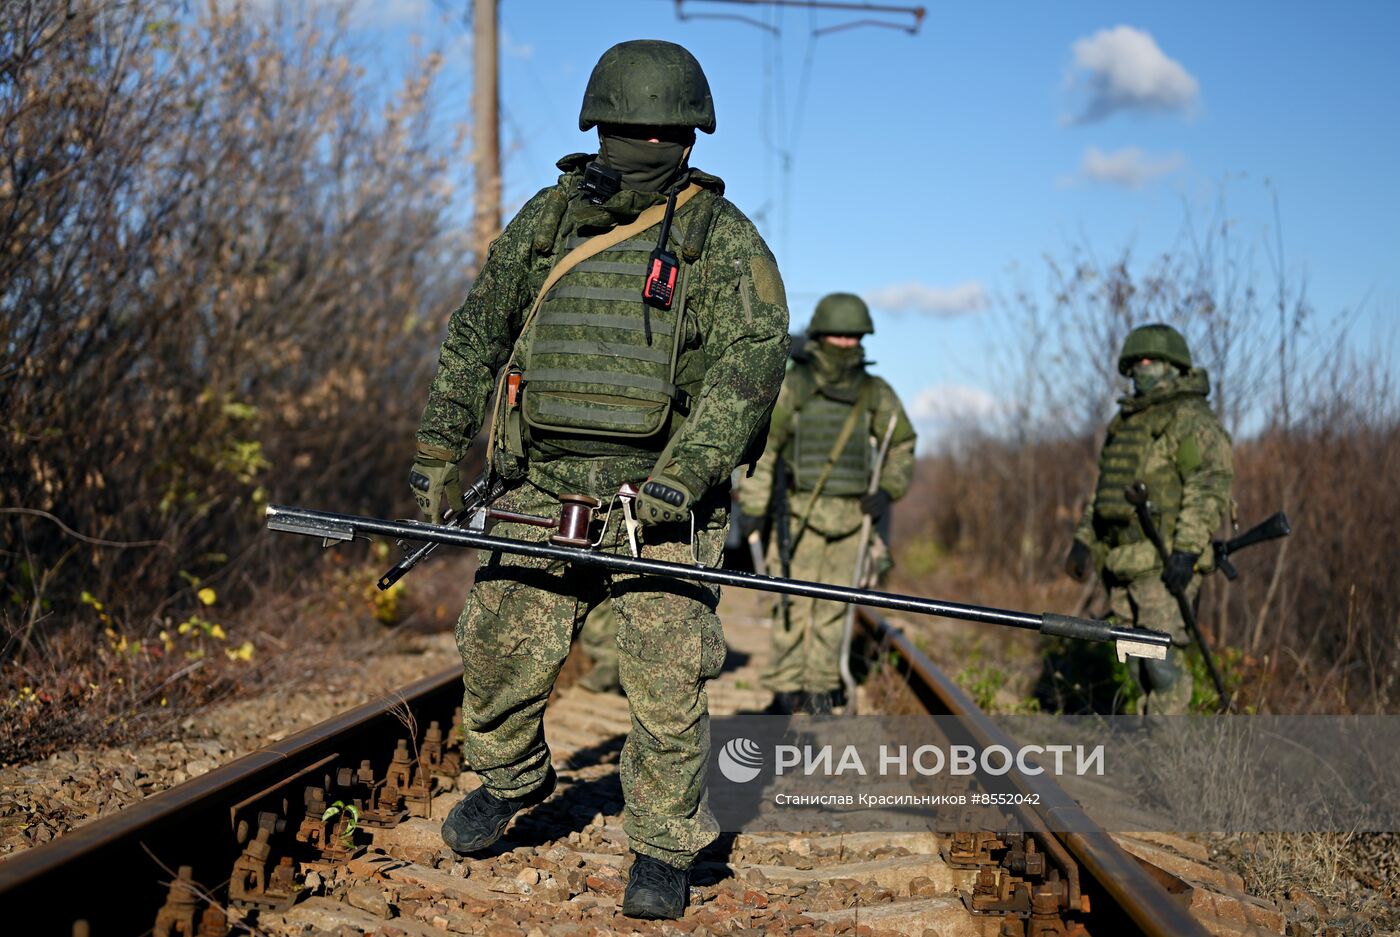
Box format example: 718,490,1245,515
598,132,692,193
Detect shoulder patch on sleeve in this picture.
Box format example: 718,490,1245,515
750,254,785,305
1177,435,1203,476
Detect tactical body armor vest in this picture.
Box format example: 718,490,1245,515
787,366,873,497
1092,397,1195,545
519,183,718,442
523,232,688,438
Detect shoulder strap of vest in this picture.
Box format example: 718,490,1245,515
786,362,819,412
789,379,875,546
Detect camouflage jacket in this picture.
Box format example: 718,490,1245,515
1074,368,1234,578
738,357,916,538
417,156,790,511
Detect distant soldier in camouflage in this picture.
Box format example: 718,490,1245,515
737,294,915,715
411,41,788,919
1065,324,1234,715
578,598,620,694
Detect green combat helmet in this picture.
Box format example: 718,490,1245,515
1118,323,1192,375
809,292,874,336
579,40,716,134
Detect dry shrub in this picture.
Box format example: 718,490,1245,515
1,0,468,758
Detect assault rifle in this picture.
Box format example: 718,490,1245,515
1212,511,1292,581
1126,482,1293,713
375,472,508,591
772,456,793,627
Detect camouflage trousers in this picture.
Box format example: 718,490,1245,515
1107,574,1199,716
762,523,872,694
578,598,619,693
454,481,728,869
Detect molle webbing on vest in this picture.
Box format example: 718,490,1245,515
521,201,711,439
1093,403,1185,544
792,392,873,496
1094,421,1152,523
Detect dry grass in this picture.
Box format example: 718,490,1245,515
1,538,474,767
1215,832,1399,935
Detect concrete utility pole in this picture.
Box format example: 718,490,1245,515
470,0,500,275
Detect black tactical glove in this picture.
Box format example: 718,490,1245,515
1162,550,1199,594
637,475,694,526
409,444,463,525
860,489,891,518
1064,539,1093,582
735,511,764,541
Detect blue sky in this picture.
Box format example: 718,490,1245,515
324,0,1399,446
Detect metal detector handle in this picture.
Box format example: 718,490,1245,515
269,504,1173,658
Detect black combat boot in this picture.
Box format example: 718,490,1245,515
622,852,689,919
805,690,834,716
441,766,556,855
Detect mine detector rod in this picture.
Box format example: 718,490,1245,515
265,504,1170,660
1125,481,1233,712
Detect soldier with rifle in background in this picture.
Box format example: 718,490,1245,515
1065,324,1234,715
408,40,788,920
736,294,916,715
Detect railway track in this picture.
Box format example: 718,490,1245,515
0,593,1285,936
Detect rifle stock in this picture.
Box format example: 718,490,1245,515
376,472,507,590
1212,511,1292,581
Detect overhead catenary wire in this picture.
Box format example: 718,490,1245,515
674,0,924,260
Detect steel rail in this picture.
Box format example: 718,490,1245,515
855,610,1209,937
0,669,464,935
0,607,1203,937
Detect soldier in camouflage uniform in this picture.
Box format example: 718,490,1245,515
736,294,915,715
410,41,788,919
1065,324,1233,715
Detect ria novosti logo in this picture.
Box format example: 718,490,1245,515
717,737,764,783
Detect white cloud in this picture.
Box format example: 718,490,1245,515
909,383,1005,450
865,281,988,317
1078,145,1185,188
1067,25,1199,123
